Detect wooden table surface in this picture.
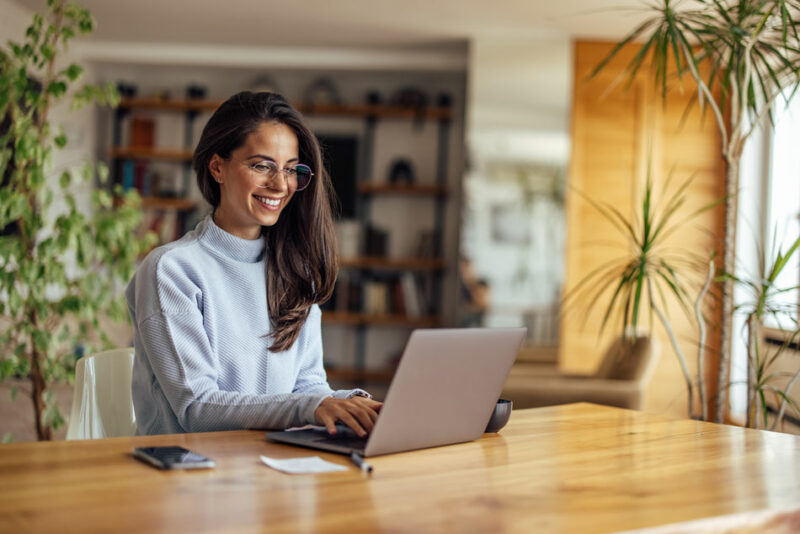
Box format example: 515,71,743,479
1,403,799,534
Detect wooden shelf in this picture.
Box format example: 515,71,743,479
110,147,193,161
358,183,448,196
325,366,396,384
322,311,441,328
340,256,445,271
118,98,453,120
119,97,222,112
298,103,452,120
141,197,198,211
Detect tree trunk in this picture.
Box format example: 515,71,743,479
29,308,52,441
745,313,759,428
714,156,739,423
30,348,52,441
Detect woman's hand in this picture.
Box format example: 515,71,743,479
314,396,383,437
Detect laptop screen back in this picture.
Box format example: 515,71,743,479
364,327,526,456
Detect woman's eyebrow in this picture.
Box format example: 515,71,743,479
246,154,299,163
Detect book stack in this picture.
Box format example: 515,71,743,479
325,271,429,318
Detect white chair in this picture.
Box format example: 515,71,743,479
66,348,137,440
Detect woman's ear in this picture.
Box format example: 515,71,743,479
209,154,224,183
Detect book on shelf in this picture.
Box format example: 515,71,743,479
138,209,179,244
130,117,155,148
400,272,422,318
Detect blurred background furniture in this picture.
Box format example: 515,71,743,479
66,348,137,440
502,334,660,410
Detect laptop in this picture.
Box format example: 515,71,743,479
266,327,526,457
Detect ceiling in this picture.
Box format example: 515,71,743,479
14,0,648,49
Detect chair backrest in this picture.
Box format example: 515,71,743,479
593,334,661,383
66,348,136,440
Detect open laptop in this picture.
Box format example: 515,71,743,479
266,327,526,457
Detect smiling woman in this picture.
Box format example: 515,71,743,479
126,91,383,437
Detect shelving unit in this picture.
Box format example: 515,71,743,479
110,97,208,244
108,96,454,384
323,104,453,386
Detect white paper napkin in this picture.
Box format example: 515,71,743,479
260,455,348,474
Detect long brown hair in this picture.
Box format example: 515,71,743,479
193,91,338,352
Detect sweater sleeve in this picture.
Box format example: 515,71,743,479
137,262,331,433
292,305,372,413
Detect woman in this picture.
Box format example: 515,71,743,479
126,91,381,436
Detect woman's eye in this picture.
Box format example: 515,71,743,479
252,164,271,174
285,168,298,176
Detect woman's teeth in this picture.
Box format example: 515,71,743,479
255,196,280,207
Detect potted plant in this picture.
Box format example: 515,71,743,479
565,171,720,420
0,0,154,440
591,0,800,422
725,233,800,429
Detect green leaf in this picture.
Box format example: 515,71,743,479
54,132,67,148
2,433,13,444
46,80,67,98
64,63,82,81
59,170,71,189
32,329,52,353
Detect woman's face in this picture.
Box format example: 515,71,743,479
210,121,299,240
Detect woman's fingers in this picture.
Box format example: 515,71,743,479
314,397,382,437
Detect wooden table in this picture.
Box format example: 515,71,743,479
1,403,799,533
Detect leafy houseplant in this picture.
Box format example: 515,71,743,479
727,234,800,429
0,0,154,440
592,0,800,422
565,172,719,420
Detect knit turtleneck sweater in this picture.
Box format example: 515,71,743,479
126,215,364,435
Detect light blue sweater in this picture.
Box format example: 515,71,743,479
127,215,363,435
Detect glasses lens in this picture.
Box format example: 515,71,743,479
294,164,313,191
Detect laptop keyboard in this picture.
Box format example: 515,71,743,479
309,424,369,450
310,435,368,450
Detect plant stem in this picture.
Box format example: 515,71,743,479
24,0,64,442
695,258,713,421
652,299,695,419
28,309,51,441
772,368,800,431
745,313,759,428
715,155,739,423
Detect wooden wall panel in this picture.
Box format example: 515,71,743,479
561,41,725,418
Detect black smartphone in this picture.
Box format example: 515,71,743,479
133,446,216,470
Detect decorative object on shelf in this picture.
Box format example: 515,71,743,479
303,77,342,108
389,87,429,129
366,90,382,105
335,219,362,258
116,81,137,98
149,89,172,100
414,229,439,258
185,83,207,100
364,225,389,257
389,87,429,109
387,158,415,186
248,75,282,95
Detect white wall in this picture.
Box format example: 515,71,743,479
463,36,572,344
0,0,31,41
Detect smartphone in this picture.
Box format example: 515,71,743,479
133,446,216,470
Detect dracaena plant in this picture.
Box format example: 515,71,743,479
591,0,800,423
564,170,720,420
0,0,155,441
725,233,800,430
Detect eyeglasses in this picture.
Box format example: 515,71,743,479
237,160,314,191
